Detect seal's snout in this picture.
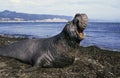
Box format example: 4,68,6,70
80,14,88,29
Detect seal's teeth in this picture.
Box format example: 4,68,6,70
79,32,85,39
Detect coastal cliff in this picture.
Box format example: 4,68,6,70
0,36,120,78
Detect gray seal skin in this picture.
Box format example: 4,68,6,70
0,13,88,71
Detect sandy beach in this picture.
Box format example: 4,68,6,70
0,36,120,78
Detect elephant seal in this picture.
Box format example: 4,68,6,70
0,13,88,71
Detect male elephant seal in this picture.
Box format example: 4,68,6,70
0,13,88,71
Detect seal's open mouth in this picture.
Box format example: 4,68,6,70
76,26,85,40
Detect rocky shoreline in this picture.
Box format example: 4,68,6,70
0,36,120,78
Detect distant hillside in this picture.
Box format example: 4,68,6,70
0,10,72,22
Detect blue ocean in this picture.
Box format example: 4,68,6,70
0,22,120,51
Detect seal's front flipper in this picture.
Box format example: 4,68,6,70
23,66,40,72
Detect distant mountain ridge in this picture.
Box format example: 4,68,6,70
0,10,118,22
0,10,72,22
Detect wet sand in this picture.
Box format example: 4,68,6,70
0,36,120,78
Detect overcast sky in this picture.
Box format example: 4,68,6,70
0,0,120,21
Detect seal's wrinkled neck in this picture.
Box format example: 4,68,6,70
52,32,80,49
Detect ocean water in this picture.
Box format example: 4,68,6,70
0,22,120,51
81,22,120,51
